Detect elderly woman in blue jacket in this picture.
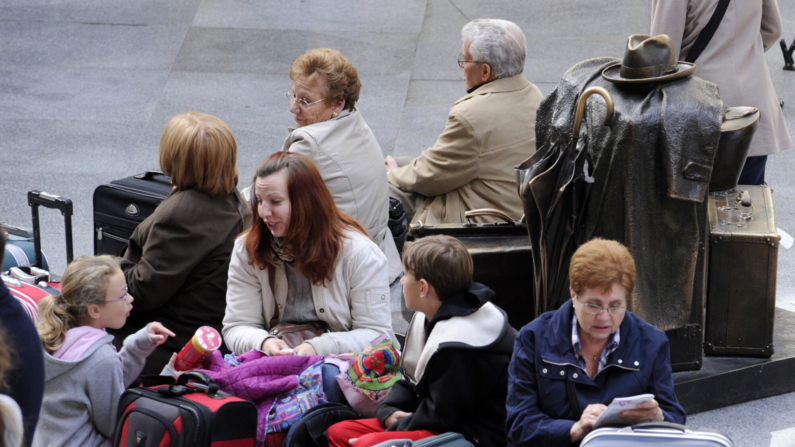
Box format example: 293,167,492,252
506,238,686,445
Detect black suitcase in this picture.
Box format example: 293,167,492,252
704,185,779,357
93,170,173,256
405,208,534,330
115,372,258,447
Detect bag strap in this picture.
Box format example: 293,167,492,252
182,193,246,293
566,379,583,420
268,266,279,329
685,0,730,63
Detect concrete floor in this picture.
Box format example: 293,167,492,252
1,1,795,445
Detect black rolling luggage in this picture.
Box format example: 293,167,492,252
93,171,173,256
704,185,779,357
2,191,74,321
115,372,257,447
405,208,534,329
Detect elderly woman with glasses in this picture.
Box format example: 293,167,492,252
279,48,401,283
506,239,686,446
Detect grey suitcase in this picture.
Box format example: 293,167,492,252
705,185,779,357
372,433,474,447
581,423,734,447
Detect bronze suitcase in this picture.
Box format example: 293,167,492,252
405,209,534,329
705,185,779,357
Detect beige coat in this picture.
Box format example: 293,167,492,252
651,0,792,157
284,109,401,283
222,230,396,356
388,74,544,224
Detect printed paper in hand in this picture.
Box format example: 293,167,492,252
592,394,654,428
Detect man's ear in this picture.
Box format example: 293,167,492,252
481,63,494,83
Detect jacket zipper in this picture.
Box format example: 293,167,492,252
96,227,128,242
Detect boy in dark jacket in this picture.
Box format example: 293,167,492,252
327,235,516,447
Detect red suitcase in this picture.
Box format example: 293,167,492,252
115,372,258,447
1,191,74,322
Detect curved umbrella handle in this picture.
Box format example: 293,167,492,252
572,86,614,140
464,208,517,224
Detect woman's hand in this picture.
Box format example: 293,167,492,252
294,343,317,356
261,337,291,356
384,410,412,428
620,398,664,424
147,322,175,346
570,403,607,442
384,155,398,172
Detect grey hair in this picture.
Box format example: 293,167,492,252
461,19,526,79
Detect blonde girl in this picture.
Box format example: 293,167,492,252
31,256,174,447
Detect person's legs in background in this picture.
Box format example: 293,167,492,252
738,155,768,185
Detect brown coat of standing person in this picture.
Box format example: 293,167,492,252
108,112,246,376
651,0,792,185
385,19,544,224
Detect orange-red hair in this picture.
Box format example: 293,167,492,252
569,238,636,310
244,152,367,285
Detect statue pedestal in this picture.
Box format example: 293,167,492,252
674,307,795,414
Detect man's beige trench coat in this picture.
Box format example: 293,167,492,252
651,0,792,157
387,73,544,224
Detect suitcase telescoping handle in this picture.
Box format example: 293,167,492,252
28,191,73,268
159,371,221,398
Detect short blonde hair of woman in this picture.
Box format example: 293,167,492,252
402,235,474,300
569,238,636,312
37,256,121,354
159,111,239,197
290,48,361,111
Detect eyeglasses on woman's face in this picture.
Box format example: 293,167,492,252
576,295,626,317
285,91,324,108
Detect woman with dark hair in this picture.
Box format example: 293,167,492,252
224,152,395,357
109,111,246,376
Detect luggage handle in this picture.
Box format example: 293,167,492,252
735,190,754,220
623,422,691,434
160,371,220,398
28,191,73,268
464,208,517,225
134,170,166,181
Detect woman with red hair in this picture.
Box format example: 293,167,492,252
223,152,395,358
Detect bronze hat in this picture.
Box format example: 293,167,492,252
602,34,696,84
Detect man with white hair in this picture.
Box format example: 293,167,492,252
386,19,543,224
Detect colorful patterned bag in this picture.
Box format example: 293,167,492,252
265,360,326,433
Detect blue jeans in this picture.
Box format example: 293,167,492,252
738,155,767,185
322,363,348,405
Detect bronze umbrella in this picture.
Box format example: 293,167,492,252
516,87,614,317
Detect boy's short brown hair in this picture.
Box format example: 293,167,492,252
402,235,473,300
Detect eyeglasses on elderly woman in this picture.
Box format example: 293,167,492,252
285,91,325,108
575,295,627,317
